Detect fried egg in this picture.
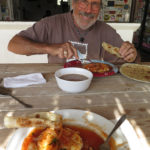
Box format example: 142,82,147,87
37,128,62,150
59,127,83,150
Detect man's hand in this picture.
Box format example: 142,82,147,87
119,41,137,62
8,35,78,60
47,42,79,60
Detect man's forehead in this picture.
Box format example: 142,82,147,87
77,0,101,2
87,0,101,2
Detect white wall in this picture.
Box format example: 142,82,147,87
0,22,48,63
108,23,140,42
0,21,140,64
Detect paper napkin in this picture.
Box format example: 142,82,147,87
3,73,46,88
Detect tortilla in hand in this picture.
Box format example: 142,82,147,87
102,42,121,58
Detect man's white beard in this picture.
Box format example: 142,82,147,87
73,13,98,30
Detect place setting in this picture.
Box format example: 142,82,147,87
4,109,130,150
1,0,150,149
64,41,119,78
0,73,47,108
53,41,121,94
0,41,150,150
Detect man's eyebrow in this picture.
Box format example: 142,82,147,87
82,0,100,4
91,1,100,4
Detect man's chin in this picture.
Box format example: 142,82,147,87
79,21,95,30
79,18,97,30
73,14,96,30
80,25,91,30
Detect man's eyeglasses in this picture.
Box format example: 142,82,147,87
78,0,100,11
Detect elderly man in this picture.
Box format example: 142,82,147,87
8,0,137,63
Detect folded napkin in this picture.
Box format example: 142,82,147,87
4,73,46,88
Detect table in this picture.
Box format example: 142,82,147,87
0,63,150,150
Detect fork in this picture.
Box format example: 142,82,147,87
79,58,92,64
99,115,126,150
0,86,32,108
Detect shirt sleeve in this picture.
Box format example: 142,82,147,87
17,18,49,43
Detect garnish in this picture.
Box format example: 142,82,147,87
49,137,59,145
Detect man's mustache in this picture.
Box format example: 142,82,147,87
79,12,95,18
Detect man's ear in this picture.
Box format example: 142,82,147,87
100,1,103,8
72,1,75,9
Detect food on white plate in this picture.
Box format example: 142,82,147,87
37,127,62,150
83,62,112,73
22,126,83,150
102,42,121,58
59,127,83,150
21,125,105,150
120,63,150,82
4,112,107,150
4,112,62,129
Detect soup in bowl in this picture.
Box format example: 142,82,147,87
55,67,93,93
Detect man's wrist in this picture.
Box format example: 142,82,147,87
43,43,57,56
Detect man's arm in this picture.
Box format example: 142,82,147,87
8,35,48,55
8,35,78,59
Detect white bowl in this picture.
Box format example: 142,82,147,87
55,67,93,93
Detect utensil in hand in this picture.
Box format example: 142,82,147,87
99,114,126,150
79,58,92,64
0,86,32,108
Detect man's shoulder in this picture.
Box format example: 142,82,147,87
95,20,115,31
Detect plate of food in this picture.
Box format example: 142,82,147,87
120,63,150,83
5,109,129,150
64,60,118,77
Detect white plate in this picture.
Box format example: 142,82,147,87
120,63,150,83
6,109,129,150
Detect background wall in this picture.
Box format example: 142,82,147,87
0,22,48,63
0,0,70,21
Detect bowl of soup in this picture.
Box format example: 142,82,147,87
55,67,93,93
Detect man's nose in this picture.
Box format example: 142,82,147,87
85,3,92,13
